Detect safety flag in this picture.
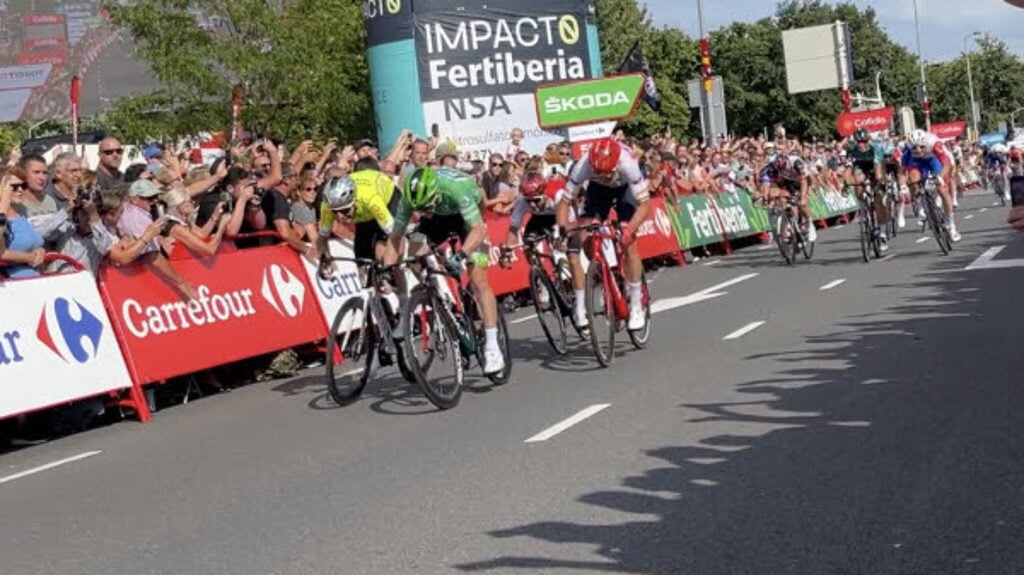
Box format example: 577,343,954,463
618,41,661,112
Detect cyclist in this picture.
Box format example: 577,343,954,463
758,149,816,243
986,143,1011,201
556,138,651,331
843,127,890,249
383,166,506,375
1010,145,1024,177
317,157,399,271
881,136,909,228
502,168,570,250
901,129,960,242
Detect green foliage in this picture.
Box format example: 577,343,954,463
103,0,371,145
928,36,1024,132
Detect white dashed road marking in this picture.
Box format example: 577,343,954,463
0,451,102,486
525,404,612,443
819,279,846,291
723,321,766,340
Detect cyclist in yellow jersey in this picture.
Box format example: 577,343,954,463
317,158,400,269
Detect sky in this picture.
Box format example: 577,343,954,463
643,0,1024,62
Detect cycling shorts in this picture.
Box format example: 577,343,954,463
579,182,638,223
353,192,400,260
904,156,943,178
412,213,490,268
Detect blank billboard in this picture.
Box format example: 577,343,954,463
782,22,853,95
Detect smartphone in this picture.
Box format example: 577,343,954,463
430,123,440,139
1010,176,1024,206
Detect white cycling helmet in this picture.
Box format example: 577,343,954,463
908,129,930,148
992,143,1008,155
323,176,356,210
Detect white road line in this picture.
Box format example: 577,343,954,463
0,451,102,486
819,279,846,291
525,404,611,443
965,214,974,220
651,273,758,315
879,254,896,262
916,236,930,244
980,208,989,213
757,244,775,251
991,201,1000,207
510,313,538,325
703,259,722,266
723,321,766,340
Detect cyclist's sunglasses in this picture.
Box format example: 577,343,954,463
856,138,870,144
331,205,354,218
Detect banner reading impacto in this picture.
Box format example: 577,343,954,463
365,0,603,155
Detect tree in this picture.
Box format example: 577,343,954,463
591,0,690,137
103,0,371,144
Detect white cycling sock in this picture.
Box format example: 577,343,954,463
626,281,642,310
574,289,586,315
484,327,499,352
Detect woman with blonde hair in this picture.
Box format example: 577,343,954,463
290,174,320,244
158,186,228,257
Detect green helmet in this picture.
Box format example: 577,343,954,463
853,127,870,141
404,166,440,210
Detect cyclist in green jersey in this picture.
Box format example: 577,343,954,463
383,166,506,375
844,127,890,248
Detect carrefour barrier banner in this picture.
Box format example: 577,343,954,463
99,245,329,385
366,0,603,154
634,197,681,260
0,271,133,419
485,214,532,297
302,238,365,329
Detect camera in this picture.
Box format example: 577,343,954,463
75,185,99,208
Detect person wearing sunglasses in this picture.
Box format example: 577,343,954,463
95,137,126,189
557,137,652,332
317,157,399,277
844,127,890,250
0,167,46,279
383,165,507,375
901,129,960,242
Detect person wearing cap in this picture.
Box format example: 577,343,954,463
114,179,198,298
355,139,379,161
435,140,459,168
143,144,164,175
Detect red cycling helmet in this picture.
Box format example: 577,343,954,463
519,171,546,198
588,138,621,174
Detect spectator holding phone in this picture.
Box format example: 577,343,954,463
159,187,230,257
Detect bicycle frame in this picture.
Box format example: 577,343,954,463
578,222,629,322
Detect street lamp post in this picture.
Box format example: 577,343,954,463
913,0,930,130
1010,107,1024,133
964,31,982,139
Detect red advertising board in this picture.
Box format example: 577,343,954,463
16,50,68,66
22,14,65,25
485,214,532,297
930,121,967,140
634,197,682,261
836,107,894,137
99,245,328,384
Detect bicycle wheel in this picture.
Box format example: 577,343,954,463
858,208,871,263
585,260,615,367
486,306,513,385
774,211,794,265
627,269,652,349
379,295,417,384
530,265,568,354
553,260,587,340
924,195,952,255
402,288,464,409
325,296,374,406
800,216,815,261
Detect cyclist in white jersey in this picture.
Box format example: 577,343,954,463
556,138,651,331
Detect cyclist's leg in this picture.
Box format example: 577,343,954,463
613,188,646,329
571,186,613,326
459,220,505,372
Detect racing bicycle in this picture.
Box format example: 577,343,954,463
570,221,651,367
919,175,953,255
761,194,814,265
848,182,885,262
324,257,416,406
501,228,587,355
401,235,512,409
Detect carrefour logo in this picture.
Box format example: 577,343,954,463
261,265,306,318
36,298,103,363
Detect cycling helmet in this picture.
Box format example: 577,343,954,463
992,143,1008,155
853,127,870,142
519,171,546,198
908,129,930,148
323,176,356,211
403,166,440,209
774,153,790,168
588,138,620,173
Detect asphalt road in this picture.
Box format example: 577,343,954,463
2,189,1024,575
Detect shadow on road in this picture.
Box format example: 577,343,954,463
455,247,1024,573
